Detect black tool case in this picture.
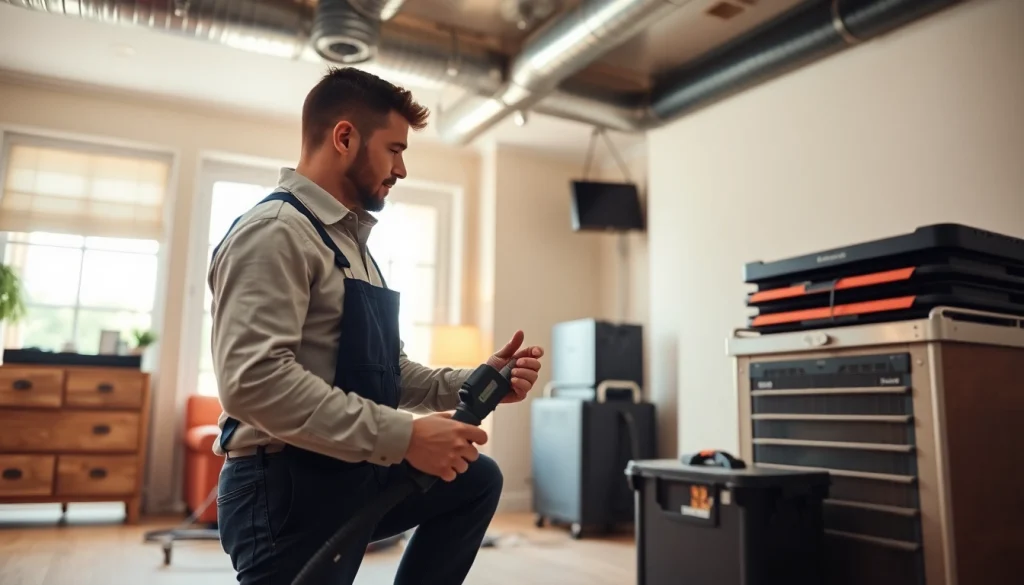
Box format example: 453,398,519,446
742,224,1024,333
531,395,657,538
626,452,830,585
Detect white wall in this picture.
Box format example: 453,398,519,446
645,0,1024,457
477,143,606,510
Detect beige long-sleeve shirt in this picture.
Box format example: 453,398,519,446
208,168,473,465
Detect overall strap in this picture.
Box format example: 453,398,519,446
261,191,351,269
218,190,351,452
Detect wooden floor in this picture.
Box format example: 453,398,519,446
0,503,636,585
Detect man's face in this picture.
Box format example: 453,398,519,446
343,111,409,212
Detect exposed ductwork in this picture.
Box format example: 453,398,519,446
0,0,504,95
515,0,967,137
347,0,407,21
1,0,967,140
644,0,966,124
432,0,691,145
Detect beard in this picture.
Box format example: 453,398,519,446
344,145,393,212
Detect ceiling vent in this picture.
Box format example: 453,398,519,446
312,0,380,64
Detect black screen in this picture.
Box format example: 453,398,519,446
570,180,644,232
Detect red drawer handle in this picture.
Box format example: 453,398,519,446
2,468,23,480
92,424,111,435
97,383,114,393
89,468,108,480
12,379,32,391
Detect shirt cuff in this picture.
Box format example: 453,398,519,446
369,406,414,466
449,368,474,391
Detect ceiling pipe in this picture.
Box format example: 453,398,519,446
0,0,505,95
647,0,967,122
0,0,968,137
347,0,408,21
432,0,692,145
526,0,968,136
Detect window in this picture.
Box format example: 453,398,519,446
0,132,171,355
195,178,279,397
187,161,457,397
1,233,159,354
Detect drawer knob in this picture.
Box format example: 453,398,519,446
97,383,114,393
88,468,108,479
2,468,23,480
92,424,112,435
12,379,32,391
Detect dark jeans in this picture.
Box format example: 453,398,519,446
216,447,503,585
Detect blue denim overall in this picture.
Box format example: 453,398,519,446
211,191,503,585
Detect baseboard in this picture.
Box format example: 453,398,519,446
497,489,532,514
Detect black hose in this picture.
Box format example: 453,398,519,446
291,477,417,585
290,361,515,585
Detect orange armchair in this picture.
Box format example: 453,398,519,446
183,394,224,524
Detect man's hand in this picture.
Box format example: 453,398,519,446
485,330,544,404
405,411,488,482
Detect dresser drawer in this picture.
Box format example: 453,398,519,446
0,368,64,408
65,369,144,409
56,455,137,496
0,410,140,452
0,454,55,497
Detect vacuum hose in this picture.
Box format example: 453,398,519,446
290,361,516,585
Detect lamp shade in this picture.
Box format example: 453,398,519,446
430,325,482,367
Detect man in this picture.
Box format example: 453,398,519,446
208,67,545,585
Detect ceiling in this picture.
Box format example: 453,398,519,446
0,0,809,158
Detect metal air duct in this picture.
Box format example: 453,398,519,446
0,0,504,95
647,0,966,122
530,0,967,135
347,0,408,21
433,0,691,145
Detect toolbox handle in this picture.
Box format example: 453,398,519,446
683,450,747,469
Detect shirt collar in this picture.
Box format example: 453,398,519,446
277,167,379,229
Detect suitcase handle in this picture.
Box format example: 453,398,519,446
541,380,642,403
683,450,746,469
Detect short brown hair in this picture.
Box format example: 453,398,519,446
301,67,429,151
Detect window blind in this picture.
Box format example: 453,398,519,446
0,133,172,240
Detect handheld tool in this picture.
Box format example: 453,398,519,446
291,360,516,585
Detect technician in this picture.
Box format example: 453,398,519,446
208,67,544,585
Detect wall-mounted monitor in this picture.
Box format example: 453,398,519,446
570,180,644,232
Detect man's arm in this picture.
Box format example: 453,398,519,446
397,344,473,414
211,216,413,465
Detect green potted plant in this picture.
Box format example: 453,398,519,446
0,263,26,326
130,328,157,355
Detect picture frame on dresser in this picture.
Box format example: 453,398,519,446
0,356,151,525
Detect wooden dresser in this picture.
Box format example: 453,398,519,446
0,363,151,524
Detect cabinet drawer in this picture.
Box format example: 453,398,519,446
65,370,144,409
0,368,64,408
0,454,55,497
0,410,139,452
56,455,137,496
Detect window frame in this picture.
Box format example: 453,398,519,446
0,128,175,361
181,158,463,397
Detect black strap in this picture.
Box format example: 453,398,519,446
262,191,351,269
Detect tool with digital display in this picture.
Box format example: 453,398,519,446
290,360,516,585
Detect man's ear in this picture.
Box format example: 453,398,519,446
332,121,358,155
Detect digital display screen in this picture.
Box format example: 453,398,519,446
478,380,498,403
